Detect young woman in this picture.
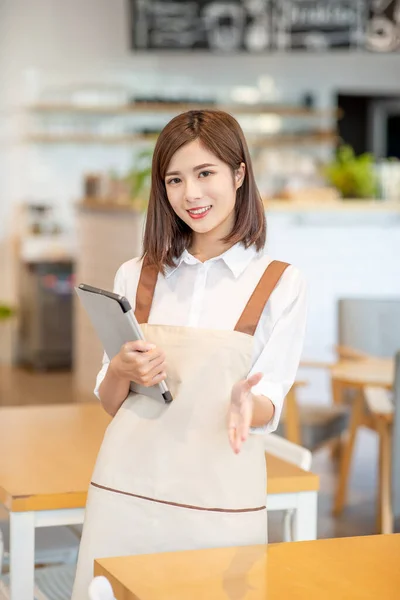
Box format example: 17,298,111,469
72,110,307,598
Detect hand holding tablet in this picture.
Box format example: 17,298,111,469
75,283,173,404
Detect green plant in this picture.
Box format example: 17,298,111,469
123,147,154,211
322,145,378,199
0,304,15,321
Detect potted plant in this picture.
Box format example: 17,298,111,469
123,147,154,211
0,304,15,321
322,145,378,199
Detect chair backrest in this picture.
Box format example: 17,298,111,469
392,351,400,519
338,299,400,358
265,433,312,471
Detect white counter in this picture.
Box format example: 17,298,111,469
265,205,400,403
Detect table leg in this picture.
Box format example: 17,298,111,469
9,511,35,600
376,417,393,534
284,387,301,445
330,379,345,460
333,388,364,516
291,491,318,541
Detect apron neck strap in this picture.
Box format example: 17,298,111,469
234,260,290,336
134,255,158,324
135,256,290,333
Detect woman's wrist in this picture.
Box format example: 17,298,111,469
109,356,129,383
250,393,275,428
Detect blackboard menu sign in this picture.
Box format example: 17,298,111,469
129,0,400,52
366,0,400,52
130,0,271,52
273,0,365,51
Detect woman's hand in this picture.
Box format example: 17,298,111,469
110,340,167,387
227,372,263,454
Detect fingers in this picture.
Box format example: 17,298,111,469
149,369,167,386
124,340,156,353
228,402,252,454
246,372,263,389
122,344,165,368
118,342,167,386
238,400,252,446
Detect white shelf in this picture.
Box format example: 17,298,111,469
27,102,339,118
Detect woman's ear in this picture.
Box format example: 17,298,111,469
235,163,246,190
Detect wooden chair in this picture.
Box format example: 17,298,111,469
329,298,400,517
277,345,367,454
338,298,400,359
362,350,400,534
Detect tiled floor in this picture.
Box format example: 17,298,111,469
0,365,397,540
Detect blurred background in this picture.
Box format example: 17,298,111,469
0,0,400,584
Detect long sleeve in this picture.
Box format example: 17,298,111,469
249,268,307,434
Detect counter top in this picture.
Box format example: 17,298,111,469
266,199,400,213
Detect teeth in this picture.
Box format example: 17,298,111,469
188,206,211,215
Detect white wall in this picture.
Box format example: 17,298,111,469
1,0,400,238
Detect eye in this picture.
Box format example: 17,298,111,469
166,177,181,185
199,170,213,178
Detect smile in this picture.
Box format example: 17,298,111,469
187,206,212,219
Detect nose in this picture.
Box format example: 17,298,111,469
184,178,203,203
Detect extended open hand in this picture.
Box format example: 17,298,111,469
227,372,263,454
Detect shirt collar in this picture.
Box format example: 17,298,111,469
164,243,258,279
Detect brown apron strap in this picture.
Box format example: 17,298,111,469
234,260,290,336
134,255,159,324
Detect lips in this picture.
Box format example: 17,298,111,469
187,205,212,220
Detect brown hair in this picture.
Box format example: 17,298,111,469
142,109,266,271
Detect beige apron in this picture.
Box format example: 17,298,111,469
72,258,289,599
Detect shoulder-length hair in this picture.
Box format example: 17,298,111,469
142,109,266,271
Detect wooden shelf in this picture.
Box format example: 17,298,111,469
25,133,158,144
249,130,337,147
25,130,337,146
79,198,140,212
27,102,339,118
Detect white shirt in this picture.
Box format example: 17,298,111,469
94,242,307,434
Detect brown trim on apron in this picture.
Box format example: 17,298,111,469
135,252,290,336
234,260,290,336
90,482,266,513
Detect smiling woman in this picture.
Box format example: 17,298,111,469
143,110,266,270
71,109,307,599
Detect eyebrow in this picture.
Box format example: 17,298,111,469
165,163,217,177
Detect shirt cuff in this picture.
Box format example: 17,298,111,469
249,380,285,435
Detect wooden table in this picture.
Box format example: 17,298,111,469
330,358,394,519
0,403,318,600
331,358,394,390
95,534,400,600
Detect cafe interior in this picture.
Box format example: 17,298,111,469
0,1,400,598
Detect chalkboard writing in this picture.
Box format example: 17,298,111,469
130,0,271,52
273,0,365,51
129,0,400,52
366,0,400,52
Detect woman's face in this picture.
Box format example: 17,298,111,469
165,139,245,240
